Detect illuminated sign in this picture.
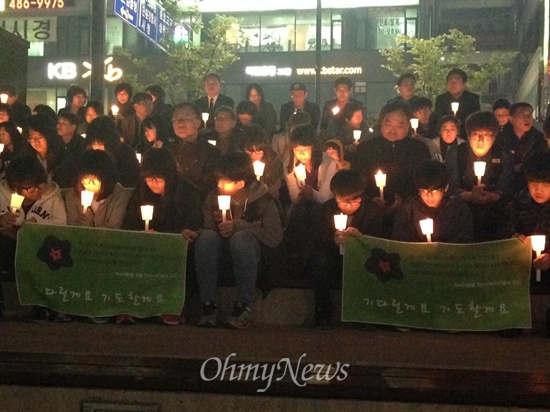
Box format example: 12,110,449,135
244,65,363,77
6,0,73,10
47,58,123,82
0,16,57,42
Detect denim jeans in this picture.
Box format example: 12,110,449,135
195,229,261,305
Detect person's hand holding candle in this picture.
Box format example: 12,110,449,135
218,220,235,238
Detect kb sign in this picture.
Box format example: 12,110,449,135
47,57,123,82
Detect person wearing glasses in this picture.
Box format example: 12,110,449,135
446,111,514,242
309,169,385,328
0,155,67,321
392,160,473,243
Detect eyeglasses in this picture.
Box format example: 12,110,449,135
419,188,444,197
337,196,362,206
16,185,39,195
471,132,494,142
81,178,100,186
145,177,165,184
246,148,264,154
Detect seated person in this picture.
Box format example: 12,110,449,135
325,101,369,161
0,121,25,180
500,151,550,291
411,97,437,139
392,160,473,243
200,106,243,156
184,152,283,329
123,148,203,325
65,149,131,229
323,139,351,171
0,155,67,321
310,169,385,328
446,111,514,241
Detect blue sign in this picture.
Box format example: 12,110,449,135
114,0,174,47
114,0,138,28
137,0,158,41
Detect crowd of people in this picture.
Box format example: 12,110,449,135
0,67,549,332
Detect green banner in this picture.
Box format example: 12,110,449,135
342,236,532,331
15,224,188,318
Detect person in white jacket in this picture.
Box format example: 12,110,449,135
0,155,67,321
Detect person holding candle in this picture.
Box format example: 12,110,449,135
392,160,473,243
0,121,25,180
184,152,283,329
320,77,363,134
0,85,31,128
326,101,369,161
434,68,480,139
351,100,431,216
193,73,235,130
0,155,67,322
309,169,386,328
111,82,138,145
411,97,437,140
279,82,321,133
500,151,550,292
242,125,284,199
446,111,514,241
123,148,203,325
199,106,243,156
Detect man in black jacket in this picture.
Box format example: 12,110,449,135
193,73,234,130
279,82,320,132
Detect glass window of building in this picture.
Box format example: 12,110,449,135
367,7,416,50
238,14,261,52
260,14,295,52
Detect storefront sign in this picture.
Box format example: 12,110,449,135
47,57,123,82
0,16,56,42
244,65,363,77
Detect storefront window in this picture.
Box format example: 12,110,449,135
260,14,295,52
238,15,261,52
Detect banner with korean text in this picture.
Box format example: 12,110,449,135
15,224,187,318
342,236,532,331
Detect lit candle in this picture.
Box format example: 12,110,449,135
353,130,361,142
531,235,546,282
473,161,486,186
140,205,154,231
294,163,307,187
0,93,8,104
81,190,94,213
202,112,209,123
111,104,119,117
332,106,340,115
374,170,386,200
419,218,433,243
218,195,231,222
136,153,142,163
334,213,348,255
451,102,459,116
0,143,4,153
207,140,217,146
253,160,265,181
410,118,419,134
10,192,25,213
82,133,86,138
16,127,22,134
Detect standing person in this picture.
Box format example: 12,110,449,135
351,101,431,211
279,82,320,132
246,83,278,138
85,116,140,188
184,152,283,329
193,73,235,130
166,103,221,197
123,148,203,325
0,84,31,127
434,68,480,139
111,82,138,145
129,92,154,149
445,111,514,241
387,73,420,107
58,84,87,127
320,77,363,133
